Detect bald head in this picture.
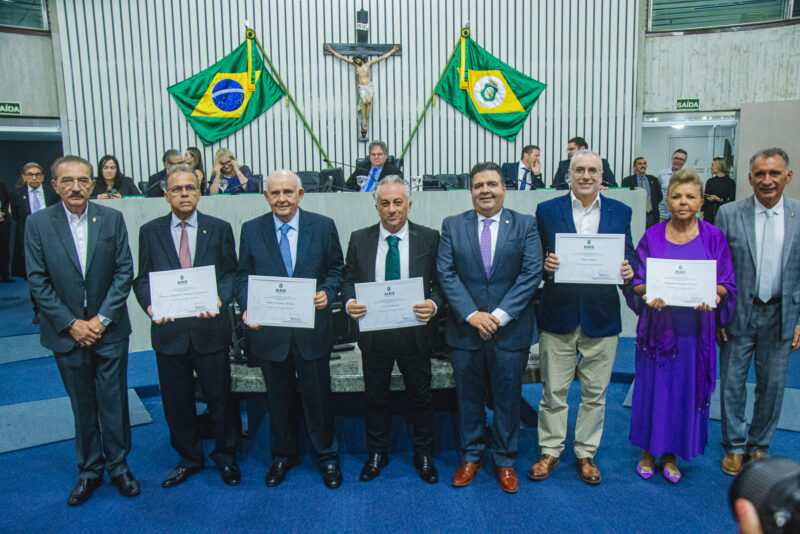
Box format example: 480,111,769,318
265,169,304,223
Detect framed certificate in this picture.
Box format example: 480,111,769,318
246,276,316,328
554,233,625,284
354,277,426,332
646,258,717,308
149,265,219,320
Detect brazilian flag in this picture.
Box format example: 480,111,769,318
435,29,546,141
168,30,285,145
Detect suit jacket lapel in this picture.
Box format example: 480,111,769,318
364,224,380,282
782,201,797,272
50,204,82,275
559,193,578,233
489,210,511,280
156,214,181,269
294,209,313,277
259,213,284,274
597,194,613,233
465,211,485,279
408,222,420,279
194,211,210,267
85,203,100,273
741,196,757,268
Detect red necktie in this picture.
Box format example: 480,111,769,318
179,222,191,268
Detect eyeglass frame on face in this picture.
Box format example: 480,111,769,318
168,184,198,194
24,171,44,178
569,166,601,177
58,177,93,187
672,154,687,163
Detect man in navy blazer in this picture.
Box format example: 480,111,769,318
531,150,635,486
236,170,345,489
501,145,545,190
552,136,617,190
25,156,139,505
133,165,241,488
437,162,543,493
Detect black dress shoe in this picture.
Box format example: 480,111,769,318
359,452,389,482
414,454,439,484
111,471,141,497
220,464,241,486
161,465,203,488
322,463,343,489
265,461,291,487
67,477,102,506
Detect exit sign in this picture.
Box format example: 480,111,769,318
0,102,21,115
677,99,699,110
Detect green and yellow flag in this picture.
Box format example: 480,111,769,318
168,29,285,145
435,29,546,141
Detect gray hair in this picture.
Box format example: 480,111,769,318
264,170,303,191
750,148,790,170
568,149,602,171
166,163,200,188
162,149,181,164
372,175,410,201
368,140,388,155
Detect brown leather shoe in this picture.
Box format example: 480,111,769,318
495,467,518,493
576,457,601,485
722,453,743,476
528,454,560,481
749,450,767,461
452,462,482,487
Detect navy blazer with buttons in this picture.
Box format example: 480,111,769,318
535,193,636,338
133,211,238,355
235,208,344,362
437,208,543,352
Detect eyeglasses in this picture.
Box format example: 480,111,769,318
59,177,93,187
24,172,44,178
570,167,600,177
168,184,198,194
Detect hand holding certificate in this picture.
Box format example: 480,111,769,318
353,277,426,332
149,265,220,321
645,258,717,308
246,276,317,328
553,233,626,284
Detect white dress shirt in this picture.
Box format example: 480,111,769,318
170,210,198,265
755,195,784,300
570,192,601,234
517,162,533,189
63,202,89,277
471,209,510,326
273,210,299,266
375,222,409,281
28,186,45,213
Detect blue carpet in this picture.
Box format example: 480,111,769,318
0,277,38,337
0,389,152,454
0,334,51,364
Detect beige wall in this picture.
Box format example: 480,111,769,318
737,100,800,201
0,32,59,117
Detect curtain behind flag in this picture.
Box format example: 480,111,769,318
435,33,546,141
168,34,285,145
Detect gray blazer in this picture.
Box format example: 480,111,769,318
25,202,133,353
716,195,800,341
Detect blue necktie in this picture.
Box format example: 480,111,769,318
279,224,293,276
364,168,377,192
521,169,528,191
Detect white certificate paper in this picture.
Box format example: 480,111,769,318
646,258,717,308
354,277,425,332
149,265,219,320
554,233,625,284
246,276,316,328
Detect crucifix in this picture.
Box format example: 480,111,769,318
324,9,401,140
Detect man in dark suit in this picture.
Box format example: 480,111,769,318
531,150,635,486
501,144,545,190
437,162,543,493
346,140,402,191
133,164,241,488
25,155,139,506
0,181,11,282
552,136,616,190
717,148,800,475
145,149,184,197
236,169,345,489
342,175,443,484
621,157,662,228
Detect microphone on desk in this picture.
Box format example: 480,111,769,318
143,179,166,195
322,158,358,170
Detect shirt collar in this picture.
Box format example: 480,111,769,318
62,201,88,222
570,191,601,211
379,221,409,241
172,210,198,228
371,164,384,176
755,195,784,216
477,209,503,224
273,210,300,232
28,185,41,194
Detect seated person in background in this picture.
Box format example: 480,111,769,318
146,149,184,197
92,155,141,198
552,136,616,190
501,145,545,190
184,147,207,194
208,148,259,194
700,157,735,225
621,157,662,228
346,140,402,192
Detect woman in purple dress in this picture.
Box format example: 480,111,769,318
626,169,736,483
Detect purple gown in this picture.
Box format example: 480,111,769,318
625,220,736,461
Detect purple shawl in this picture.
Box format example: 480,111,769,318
623,219,737,410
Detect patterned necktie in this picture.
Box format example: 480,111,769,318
480,218,493,276
521,169,528,191
385,235,401,281
364,168,378,192
31,190,41,212
279,224,293,276
179,222,191,268
758,209,778,302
